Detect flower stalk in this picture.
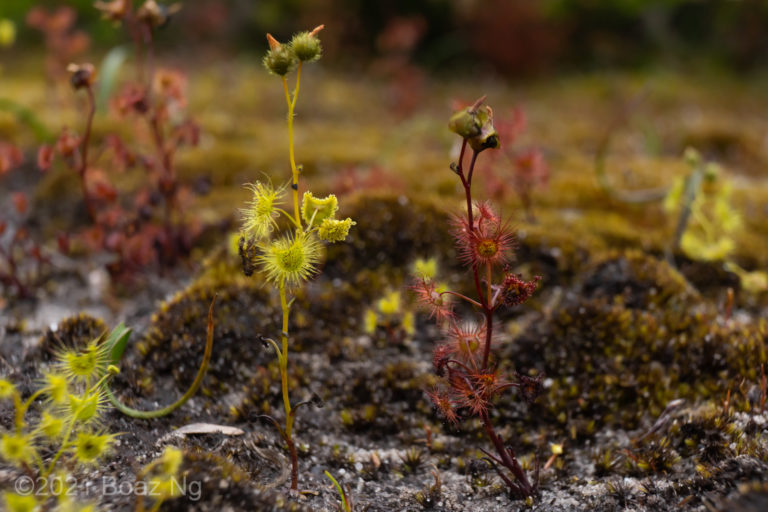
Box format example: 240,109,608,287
283,64,303,225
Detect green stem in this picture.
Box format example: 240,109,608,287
44,417,76,478
282,63,303,228
263,337,283,361
78,85,97,222
278,281,299,491
12,390,24,433
106,297,216,419
324,470,351,512
275,208,301,229
279,283,293,438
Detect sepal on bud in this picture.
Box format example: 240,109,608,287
263,34,297,76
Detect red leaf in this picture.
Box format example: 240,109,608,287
56,129,81,157
81,226,104,252
87,169,118,202
92,181,118,202
12,192,28,215
0,143,23,175
37,145,54,171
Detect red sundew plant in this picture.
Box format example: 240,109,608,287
26,6,90,90
0,144,48,300
413,96,542,498
38,1,202,281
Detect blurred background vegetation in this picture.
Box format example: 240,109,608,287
3,0,768,75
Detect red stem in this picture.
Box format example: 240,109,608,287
481,411,534,496
459,149,487,310
454,138,535,497
78,86,97,222
0,243,28,298
141,25,179,254
286,435,299,491
482,308,494,370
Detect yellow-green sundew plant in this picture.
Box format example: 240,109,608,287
0,336,119,511
0,316,212,511
363,258,446,345
665,148,768,294
238,25,355,492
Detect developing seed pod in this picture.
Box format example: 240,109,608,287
449,97,501,153
466,106,500,152
263,34,297,76
67,63,96,90
290,25,324,62
448,108,482,139
136,0,180,29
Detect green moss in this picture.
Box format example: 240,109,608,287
37,314,107,362
332,358,433,435
128,277,278,414
506,251,767,436
166,449,310,511
325,192,454,283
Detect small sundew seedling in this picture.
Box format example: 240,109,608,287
136,446,186,512
415,467,442,509
0,318,211,509
324,470,352,512
238,25,355,493
0,334,121,509
665,148,767,294
413,96,541,499
665,149,740,263
543,443,563,471
365,258,447,345
363,290,416,345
